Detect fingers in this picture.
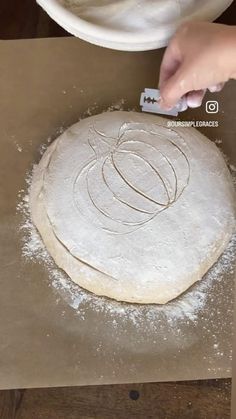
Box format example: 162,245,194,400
186,89,206,108
208,83,225,93
159,40,181,90
159,88,206,111
159,63,191,109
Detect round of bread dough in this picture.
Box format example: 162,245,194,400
30,111,235,304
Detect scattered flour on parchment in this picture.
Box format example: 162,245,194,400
81,98,129,118
15,143,23,152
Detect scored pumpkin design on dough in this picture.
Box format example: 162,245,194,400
73,122,190,234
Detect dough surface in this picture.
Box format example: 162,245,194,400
30,111,236,304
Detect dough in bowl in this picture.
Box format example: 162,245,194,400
30,111,236,304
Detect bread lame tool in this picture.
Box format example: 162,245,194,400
140,88,187,117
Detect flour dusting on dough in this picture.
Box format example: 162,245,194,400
17,169,236,327
28,111,236,304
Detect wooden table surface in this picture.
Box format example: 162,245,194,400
0,1,235,418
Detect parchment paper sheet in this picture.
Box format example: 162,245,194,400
0,37,235,389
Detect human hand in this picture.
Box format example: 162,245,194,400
159,22,236,110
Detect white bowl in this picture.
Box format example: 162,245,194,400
37,0,233,51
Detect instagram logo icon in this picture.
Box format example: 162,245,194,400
206,101,219,114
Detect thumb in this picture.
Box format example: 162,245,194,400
160,64,191,109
